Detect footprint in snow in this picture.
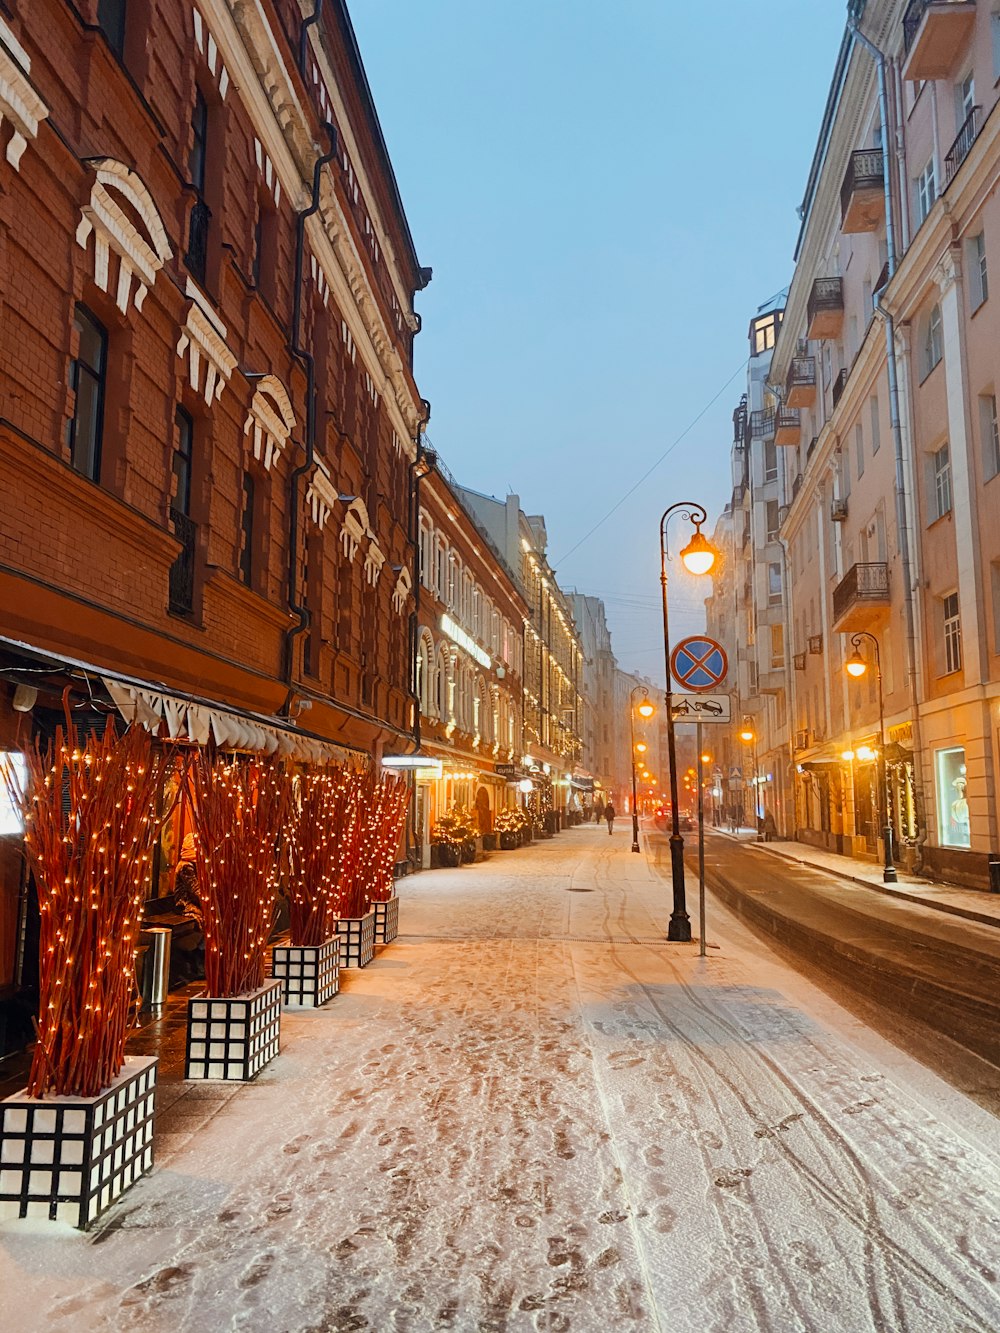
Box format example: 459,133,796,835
715,1168,753,1189
843,1099,877,1115
282,1134,310,1155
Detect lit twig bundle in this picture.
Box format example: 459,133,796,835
285,766,354,946
4,712,168,1097
336,770,408,915
187,754,290,997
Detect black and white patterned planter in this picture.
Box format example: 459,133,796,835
0,1055,157,1229
372,895,399,946
335,910,376,968
271,937,340,1008
185,980,281,1081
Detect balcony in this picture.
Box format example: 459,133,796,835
902,1,976,82
806,277,844,340
832,366,850,410
832,562,890,633
841,149,884,233
774,407,801,446
945,105,980,182
168,508,197,616
785,356,816,408
750,409,775,439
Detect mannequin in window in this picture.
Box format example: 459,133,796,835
951,775,970,838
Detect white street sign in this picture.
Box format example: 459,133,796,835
670,694,731,723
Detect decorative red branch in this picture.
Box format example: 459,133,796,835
5,712,169,1098
285,767,354,946
187,753,289,998
336,771,409,916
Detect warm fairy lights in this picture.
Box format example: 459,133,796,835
4,706,169,1098
284,767,355,947
336,771,409,918
187,753,290,999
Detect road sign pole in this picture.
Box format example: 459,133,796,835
697,722,706,959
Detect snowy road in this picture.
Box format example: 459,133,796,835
4,825,1000,1332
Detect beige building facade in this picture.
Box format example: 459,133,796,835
752,0,1000,886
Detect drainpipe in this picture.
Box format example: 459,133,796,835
282,123,338,708
849,18,926,869
408,399,433,752
299,0,323,76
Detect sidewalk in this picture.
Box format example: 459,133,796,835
711,824,1000,931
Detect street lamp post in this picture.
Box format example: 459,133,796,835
739,718,763,840
659,501,716,942
629,688,654,853
845,631,897,883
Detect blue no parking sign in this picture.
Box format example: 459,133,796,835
670,636,728,692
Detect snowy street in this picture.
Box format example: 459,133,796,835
4,825,1000,1332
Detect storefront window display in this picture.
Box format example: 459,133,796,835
935,747,970,848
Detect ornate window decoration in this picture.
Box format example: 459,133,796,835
243,375,295,471
192,7,230,98
75,159,172,314
0,17,48,170
391,565,412,613
340,496,371,562
305,458,338,528
176,277,237,403
364,539,386,587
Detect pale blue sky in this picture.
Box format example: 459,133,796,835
352,1,847,680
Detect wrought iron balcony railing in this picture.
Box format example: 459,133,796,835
832,366,850,409
169,508,197,616
185,198,211,286
750,409,775,439
832,562,889,625
945,105,980,182
840,149,884,229
806,277,844,337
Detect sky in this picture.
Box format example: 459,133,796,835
351,1,847,684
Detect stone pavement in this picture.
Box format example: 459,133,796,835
2,824,1000,1333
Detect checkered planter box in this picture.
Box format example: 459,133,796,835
372,895,399,946
0,1055,157,1230
335,910,376,968
185,980,281,1081
271,937,340,1008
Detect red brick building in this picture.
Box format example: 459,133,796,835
0,1,428,1033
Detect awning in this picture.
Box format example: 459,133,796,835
0,634,368,765
570,776,594,792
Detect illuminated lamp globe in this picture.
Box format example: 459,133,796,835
841,750,855,762
740,726,755,743
635,742,648,754
637,699,655,719
679,528,717,576
845,649,868,678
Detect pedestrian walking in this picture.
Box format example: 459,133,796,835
604,802,616,835
594,799,604,824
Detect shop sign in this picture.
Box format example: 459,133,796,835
495,763,523,778
889,722,913,747
441,614,491,669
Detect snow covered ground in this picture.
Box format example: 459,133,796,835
3,824,1000,1332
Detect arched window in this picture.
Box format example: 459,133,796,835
416,630,433,716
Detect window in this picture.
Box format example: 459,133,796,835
923,303,943,377
855,423,864,479
97,0,127,57
981,394,1000,480
172,408,193,515
770,623,784,669
839,447,851,500
190,89,208,196
932,444,952,519
992,562,1000,654
993,12,1000,81
956,72,975,126
870,394,881,455
763,437,778,482
70,305,107,482
252,195,277,301
767,562,782,604
765,500,779,542
915,158,936,226
239,474,255,586
943,592,962,674
751,313,779,354
935,746,970,847
970,232,988,309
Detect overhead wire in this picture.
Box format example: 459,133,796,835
553,357,749,566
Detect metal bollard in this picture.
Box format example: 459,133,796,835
142,927,172,1007
988,854,1000,895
